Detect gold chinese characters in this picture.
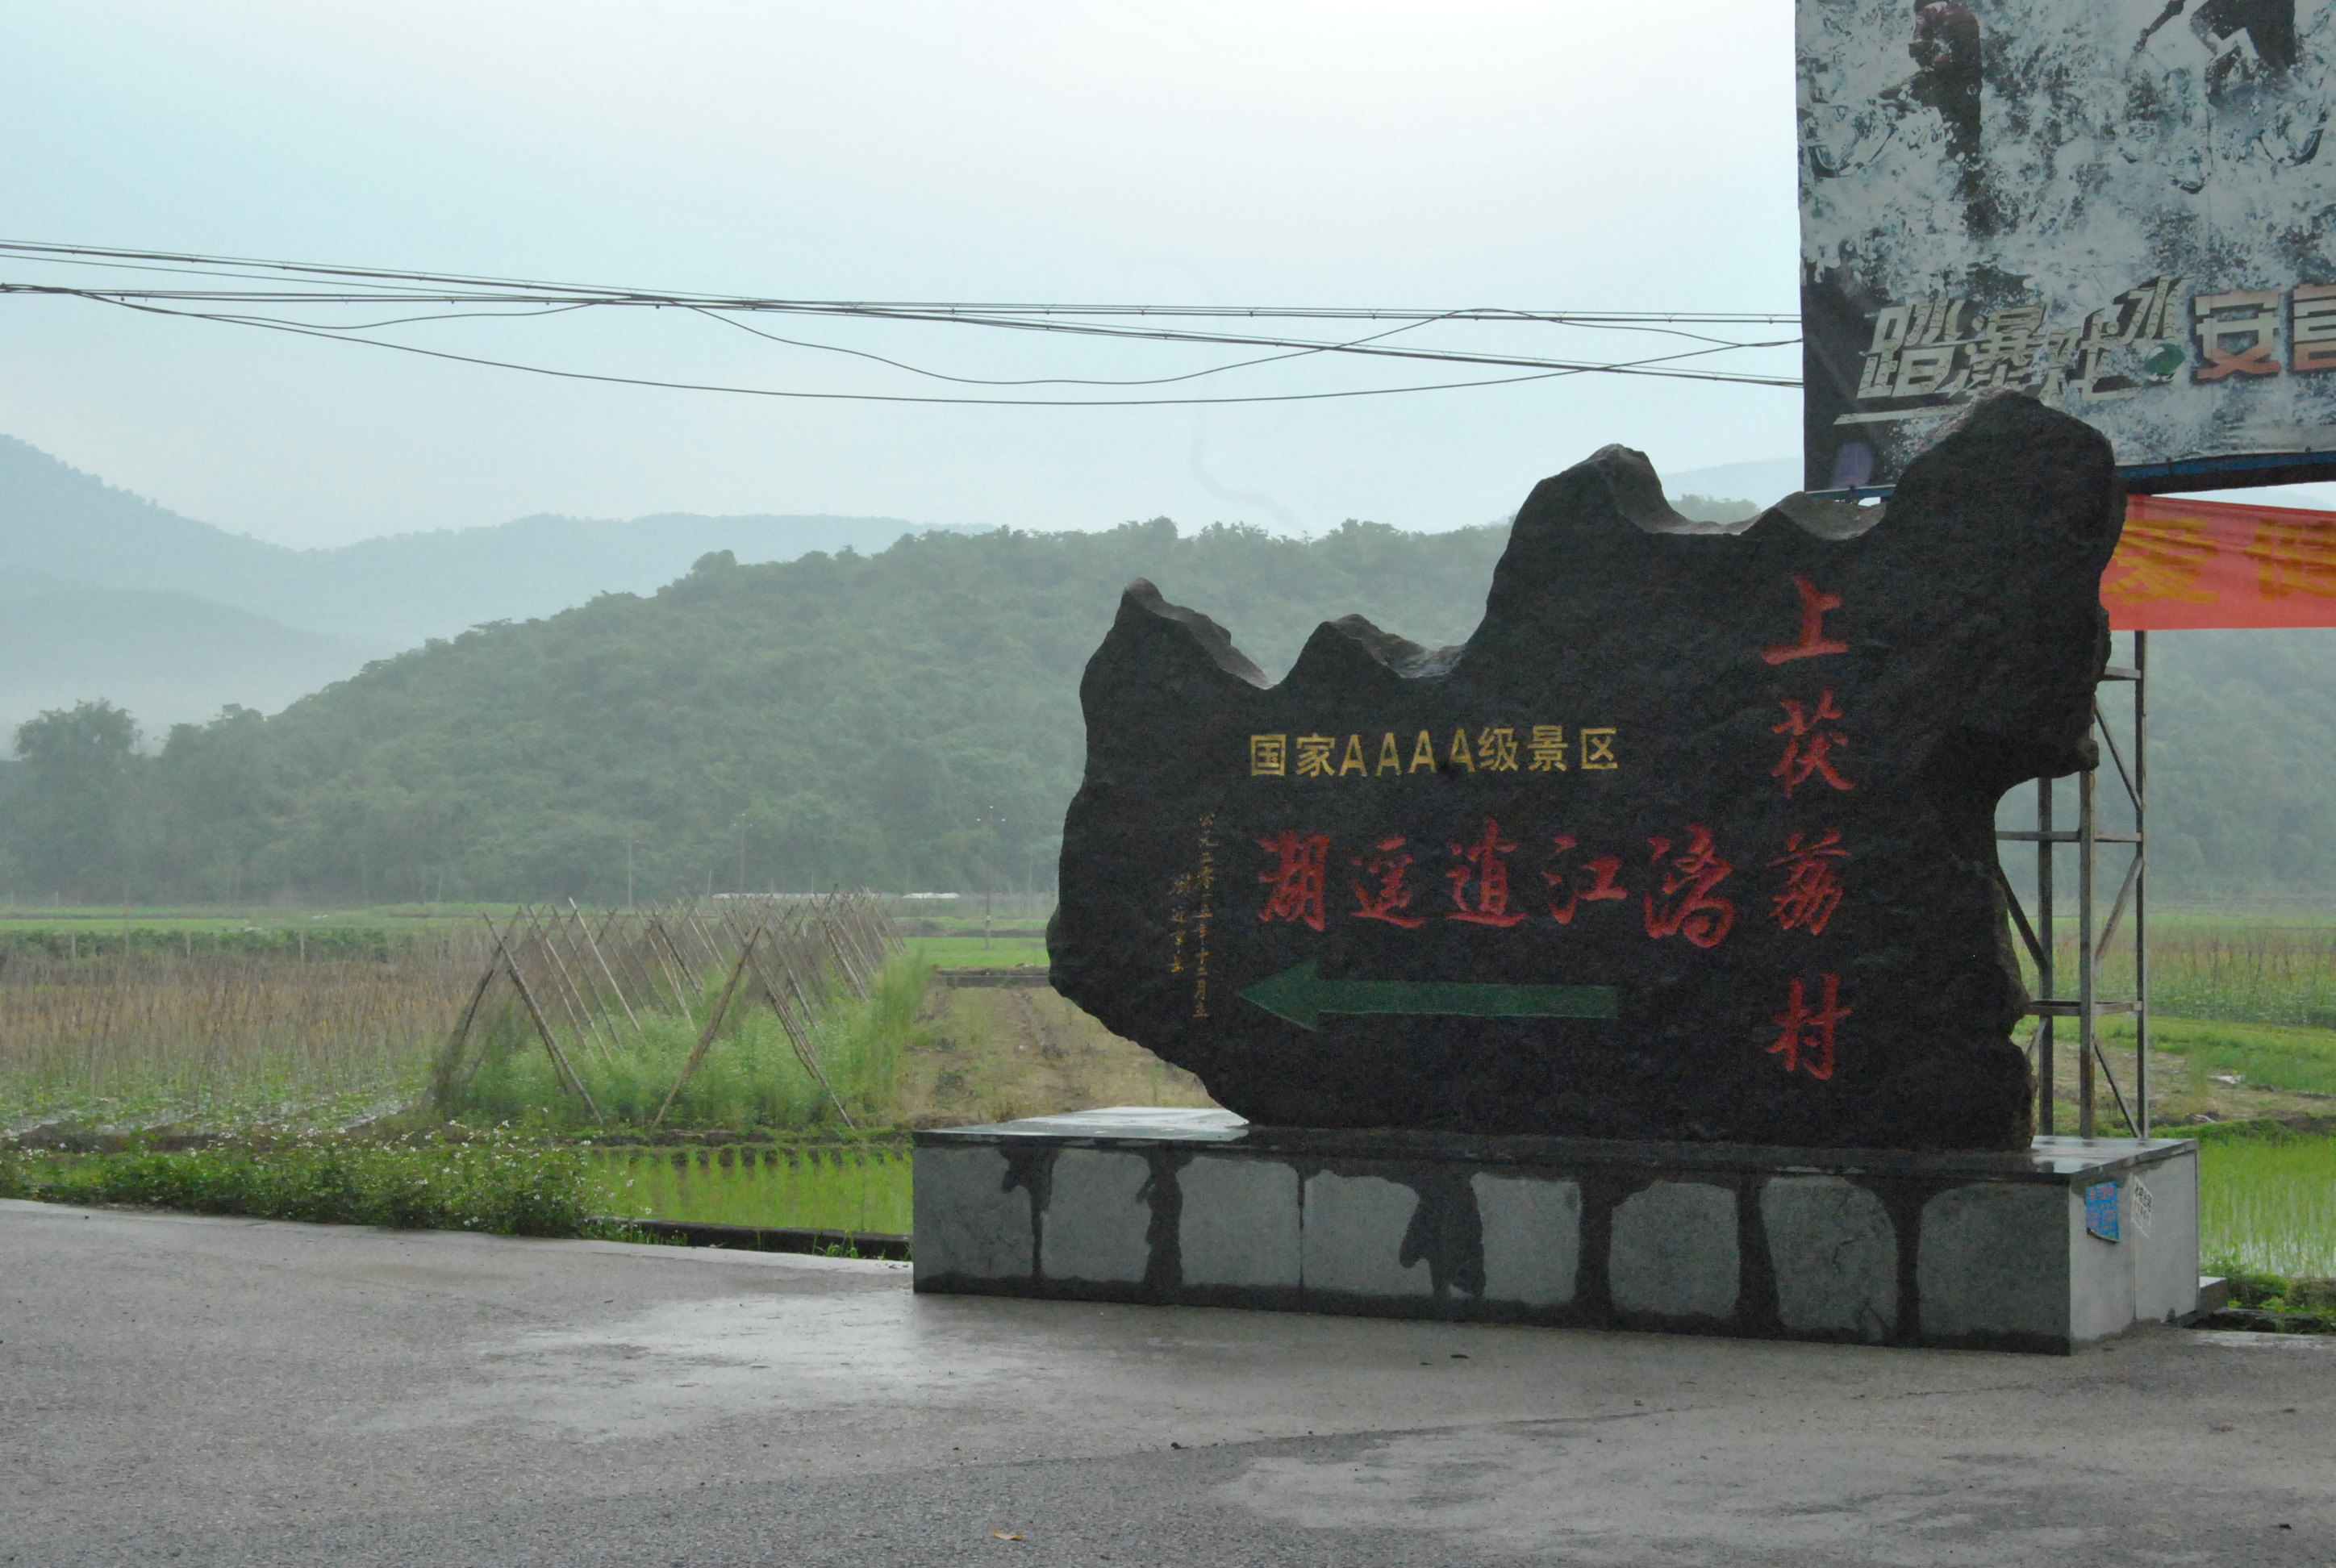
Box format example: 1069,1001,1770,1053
1249,726,1618,778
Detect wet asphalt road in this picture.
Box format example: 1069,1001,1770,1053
6,1198,2334,1566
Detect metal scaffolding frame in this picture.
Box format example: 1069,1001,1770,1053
1995,630,2150,1141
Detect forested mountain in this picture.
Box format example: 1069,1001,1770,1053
2146,628,2336,892
3,515,2331,903
2,520,1506,901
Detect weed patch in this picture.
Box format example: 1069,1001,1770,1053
0,1131,612,1237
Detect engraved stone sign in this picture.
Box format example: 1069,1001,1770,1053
1048,394,2121,1149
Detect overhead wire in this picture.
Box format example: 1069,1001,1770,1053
14,279,1792,382
0,237,1796,322
81,293,1798,405
685,305,1489,389
0,240,1805,401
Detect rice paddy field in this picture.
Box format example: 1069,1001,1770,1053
0,930,479,1133
586,1141,913,1234
2196,1128,2336,1277
2,899,2334,1285
556,1120,2336,1274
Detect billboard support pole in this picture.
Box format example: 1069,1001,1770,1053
1998,636,2147,1142
2134,630,2150,1137
2079,760,2097,1137
2034,774,2055,1135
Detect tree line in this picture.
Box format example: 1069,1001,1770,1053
1,518,2327,905
0,521,1508,904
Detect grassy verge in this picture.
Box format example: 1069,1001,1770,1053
898,982,1212,1127
2099,1015,2336,1098
0,1131,634,1239
906,936,1048,968
2204,1257,2336,1333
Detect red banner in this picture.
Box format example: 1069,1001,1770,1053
2106,494,2336,630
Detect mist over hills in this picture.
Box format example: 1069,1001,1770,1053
1,519,1516,903
2,435,2330,905
0,435,969,731
0,568,378,738
0,502,2326,906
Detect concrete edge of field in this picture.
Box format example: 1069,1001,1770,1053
0,1196,911,1275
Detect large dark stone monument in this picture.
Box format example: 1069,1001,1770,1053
922,394,2200,1353
924,394,2201,1351
1048,394,2121,1152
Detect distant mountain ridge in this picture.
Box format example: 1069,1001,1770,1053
0,435,968,647
0,434,973,732
0,579,376,742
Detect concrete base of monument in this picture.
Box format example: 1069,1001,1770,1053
911,1108,2200,1355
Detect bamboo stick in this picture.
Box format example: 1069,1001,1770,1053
653,925,762,1126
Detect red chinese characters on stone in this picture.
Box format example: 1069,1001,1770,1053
1768,973,1848,1079
1645,825,1735,948
1349,835,1427,929
1445,818,1528,927
1771,689,1854,798
1543,834,1629,924
1762,575,1850,665
1769,829,1850,935
1256,829,1329,932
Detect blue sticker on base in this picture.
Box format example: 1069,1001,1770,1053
2085,1180,2121,1243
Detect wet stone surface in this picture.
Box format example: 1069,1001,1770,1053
1049,394,2121,1149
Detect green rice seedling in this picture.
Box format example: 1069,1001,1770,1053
586,1141,912,1233
2197,1130,2336,1278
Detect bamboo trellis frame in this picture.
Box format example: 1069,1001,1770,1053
428,894,900,1126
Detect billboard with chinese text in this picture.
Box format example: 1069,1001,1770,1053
1800,0,2336,491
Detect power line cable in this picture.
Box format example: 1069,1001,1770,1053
0,241,1794,331
2,240,1805,399
2,277,1795,357
19,283,1800,387
686,304,1487,388
81,293,1799,404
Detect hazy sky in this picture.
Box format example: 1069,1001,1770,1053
0,1,1817,547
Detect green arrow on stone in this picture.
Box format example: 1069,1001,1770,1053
1238,957,1617,1031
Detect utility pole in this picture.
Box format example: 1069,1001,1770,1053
625,831,635,909
978,801,1003,945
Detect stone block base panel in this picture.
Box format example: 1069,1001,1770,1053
912,1108,2200,1354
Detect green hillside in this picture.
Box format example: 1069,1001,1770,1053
1,521,1506,902
2147,628,2336,895
3,517,2330,903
